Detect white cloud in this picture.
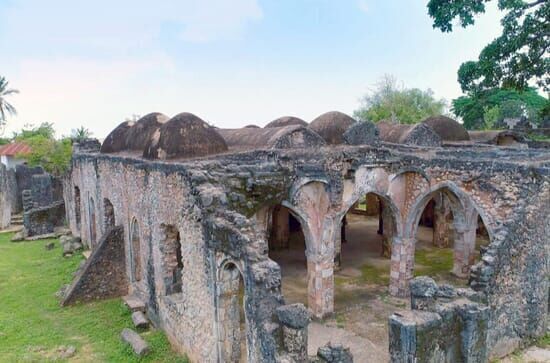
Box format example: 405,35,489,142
358,0,369,14
0,0,263,53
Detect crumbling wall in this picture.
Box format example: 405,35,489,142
0,164,17,228
62,226,128,305
389,277,489,362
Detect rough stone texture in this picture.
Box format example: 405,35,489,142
64,131,549,362
131,311,149,329
14,164,44,213
24,200,65,236
310,111,356,145
276,303,311,329
315,342,354,363
377,121,442,146
121,328,150,356
0,164,17,228
390,278,489,362
100,121,135,153
62,226,128,305
342,120,379,146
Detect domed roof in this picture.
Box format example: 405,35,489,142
126,112,169,151
143,112,228,160
377,121,441,147
309,111,357,145
422,116,470,141
100,121,135,153
264,116,308,128
244,124,260,128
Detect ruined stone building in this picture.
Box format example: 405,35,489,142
60,111,549,362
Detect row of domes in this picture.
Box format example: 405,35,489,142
100,111,469,160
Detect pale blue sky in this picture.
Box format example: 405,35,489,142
0,0,503,138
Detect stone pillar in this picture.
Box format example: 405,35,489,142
307,253,334,318
276,304,311,362
365,193,380,216
334,226,342,270
270,205,289,250
433,194,453,248
452,222,477,278
390,237,415,297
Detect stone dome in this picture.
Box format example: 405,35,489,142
309,111,357,145
422,116,470,141
377,121,441,147
264,116,308,128
143,112,228,160
126,112,169,151
244,124,260,128
100,121,135,153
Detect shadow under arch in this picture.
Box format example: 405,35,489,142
216,259,249,363
405,181,494,279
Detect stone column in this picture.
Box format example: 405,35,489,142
276,304,311,362
433,194,453,248
307,253,334,318
390,237,415,297
452,222,477,278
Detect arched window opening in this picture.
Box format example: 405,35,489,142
88,197,97,246
130,218,142,282
160,224,183,295
218,263,246,362
103,198,115,230
74,187,81,230
267,204,306,305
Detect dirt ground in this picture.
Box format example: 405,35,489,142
269,213,488,362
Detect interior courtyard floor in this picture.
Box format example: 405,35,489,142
268,213,489,362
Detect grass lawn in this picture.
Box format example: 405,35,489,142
0,232,188,362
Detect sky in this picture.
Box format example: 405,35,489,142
0,0,503,138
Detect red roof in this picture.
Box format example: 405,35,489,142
0,142,32,156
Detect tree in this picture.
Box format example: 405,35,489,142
13,123,72,175
428,0,549,93
0,76,19,126
354,75,447,124
71,126,93,143
452,87,548,129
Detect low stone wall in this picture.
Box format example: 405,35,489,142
389,277,489,363
62,226,128,305
23,200,65,236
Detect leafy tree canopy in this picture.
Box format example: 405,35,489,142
452,87,548,129
428,0,549,92
13,123,72,175
0,76,18,126
354,75,447,124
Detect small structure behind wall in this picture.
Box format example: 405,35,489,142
217,262,246,363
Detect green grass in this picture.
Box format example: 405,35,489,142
535,332,550,348
414,247,454,278
359,264,390,286
0,232,188,363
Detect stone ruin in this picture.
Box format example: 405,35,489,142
53,111,548,362
0,162,66,238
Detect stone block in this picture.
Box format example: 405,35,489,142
124,295,147,312
132,311,149,329
120,328,150,356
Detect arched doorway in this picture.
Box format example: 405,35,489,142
103,198,115,231
130,218,142,282
217,262,247,362
88,197,97,246
266,204,306,306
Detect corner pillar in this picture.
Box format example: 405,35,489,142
433,193,453,248
307,253,334,318
389,236,415,297
452,222,477,278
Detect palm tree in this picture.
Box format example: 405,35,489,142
0,76,19,125
71,126,93,142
